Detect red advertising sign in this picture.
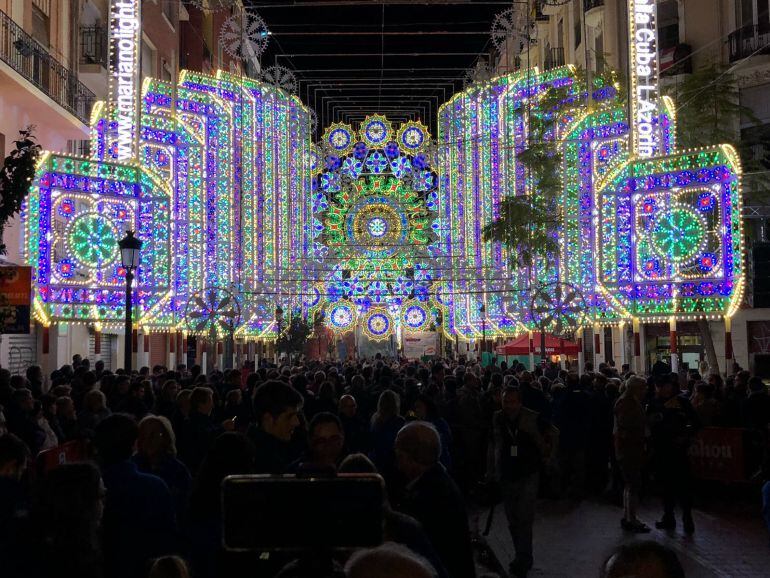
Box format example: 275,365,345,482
0,266,32,334
688,427,745,482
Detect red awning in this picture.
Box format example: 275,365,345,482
495,332,580,356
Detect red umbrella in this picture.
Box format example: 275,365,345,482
495,332,580,356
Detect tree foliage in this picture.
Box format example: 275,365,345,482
276,314,312,359
0,126,42,255
665,64,770,203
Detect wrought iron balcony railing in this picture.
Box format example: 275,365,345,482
0,9,96,124
728,23,770,62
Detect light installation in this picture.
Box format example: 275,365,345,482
22,46,742,349
438,63,743,340
24,69,311,337
312,116,440,341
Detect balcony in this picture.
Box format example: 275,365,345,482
0,9,96,124
544,47,565,69
584,0,604,11
728,23,770,63
79,26,108,68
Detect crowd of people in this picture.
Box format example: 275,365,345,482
0,351,767,578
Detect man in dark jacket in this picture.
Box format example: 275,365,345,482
488,386,554,577
177,387,233,474
395,421,475,578
647,377,701,533
248,380,304,474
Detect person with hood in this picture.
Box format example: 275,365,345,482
614,376,650,533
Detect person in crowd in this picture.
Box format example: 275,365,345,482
33,399,59,450
23,462,105,578
55,395,79,441
248,380,304,473
488,386,552,577
79,389,112,435
154,380,180,421
178,387,233,474
25,365,44,398
0,433,30,570
370,389,406,487
743,376,770,433
614,376,650,533
690,382,721,427
338,394,370,454
148,556,191,578
552,372,591,499
186,432,255,577
6,388,44,455
647,375,701,534
412,394,452,470
339,453,449,578
344,543,437,578
94,413,177,578
294,411,346,471
395,421,475,578
601,541,685,578
133,415,192,518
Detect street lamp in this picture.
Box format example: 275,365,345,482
118,231,142,374
480,303,486,366
275,305,284,363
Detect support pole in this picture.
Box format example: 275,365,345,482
577,330,584,376
670,317,678,374
594,323,602,369
124,270,133,373
528,330,535,371
633,317,642,375
724,316,733,376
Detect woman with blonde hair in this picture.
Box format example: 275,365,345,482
369,390,405,487
132,415,192,517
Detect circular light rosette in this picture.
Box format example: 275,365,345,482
397,121,429,154
328,303,356,333
65,212,120,269
360,114,393,148
363,309,393,341
402,302,430,332
650,205,706,264
345,195,409,259
322,122,355,156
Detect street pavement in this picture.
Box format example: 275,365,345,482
472,495,770,577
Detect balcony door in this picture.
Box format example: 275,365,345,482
737,0,770,31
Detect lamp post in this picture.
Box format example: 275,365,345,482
480,303,486,366
118,231,142,374
275,305,284,364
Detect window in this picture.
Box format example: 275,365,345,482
141,39,156,78
736,0,770,29
573,1,581,49
162,0,177,28
31,5,50,47
594,30,604,72
658,0,679,51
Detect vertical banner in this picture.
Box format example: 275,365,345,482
0,266,32,334
109,0,141,161
628,0,661,158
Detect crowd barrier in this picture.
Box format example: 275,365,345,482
687,427,767,483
